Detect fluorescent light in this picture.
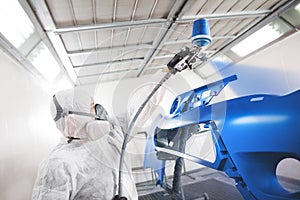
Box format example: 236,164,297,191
27,42,61,81
231,23,283,57
0,0,34,48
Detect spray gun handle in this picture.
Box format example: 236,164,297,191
167,47,200,74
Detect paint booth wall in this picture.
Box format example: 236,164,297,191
0,50,60,200
209,31,300,100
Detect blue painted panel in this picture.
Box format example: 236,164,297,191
152,76,300,200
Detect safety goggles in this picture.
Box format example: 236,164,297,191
53,95,108,122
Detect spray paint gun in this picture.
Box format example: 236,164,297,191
167,18,212,74
115,18,212,200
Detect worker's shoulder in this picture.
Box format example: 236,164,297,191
46,142,87,162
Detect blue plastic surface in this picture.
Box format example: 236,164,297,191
145,75,300,200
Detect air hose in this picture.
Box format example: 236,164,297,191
117,72,172,198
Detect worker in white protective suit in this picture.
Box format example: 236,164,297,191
31,88,140,200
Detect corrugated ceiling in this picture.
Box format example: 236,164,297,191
26,0,292,85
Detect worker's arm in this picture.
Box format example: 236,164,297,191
31,159,72,200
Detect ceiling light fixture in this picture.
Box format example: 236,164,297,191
27,42,61,82
0,0,34,48
231,23,283,57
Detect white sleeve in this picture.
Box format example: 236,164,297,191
31,159,72,200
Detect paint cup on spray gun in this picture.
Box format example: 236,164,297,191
192,18,212,47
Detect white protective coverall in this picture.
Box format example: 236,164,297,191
32,88,139,200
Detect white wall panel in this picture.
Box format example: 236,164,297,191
0,51,60,200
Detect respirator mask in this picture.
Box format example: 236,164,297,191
53,95,110,142
86,103,111,141
53,95,107,122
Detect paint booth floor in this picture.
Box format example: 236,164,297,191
137,167,244,200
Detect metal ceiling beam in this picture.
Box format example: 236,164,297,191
78,68,139,78
154,50,217,60
136,0,193,76
163,35,236,46
179,10,272,22
144,65,166,70
74,57,144,68
154,55,174,59
52,19,166,34
68,44,152,57
26,0,77,84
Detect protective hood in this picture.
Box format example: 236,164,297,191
50,88,96,139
